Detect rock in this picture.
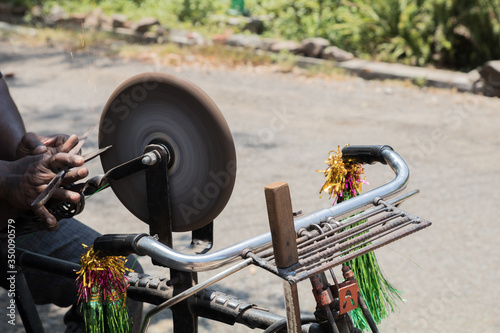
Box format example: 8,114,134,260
212,32,230,45
30,5,44,24
67,14,86,25
227,16,251,27
226,34,263,49
45,5,68,26
467,69,481,83
301,37,330,58
143,31,158,43
244,18,264,35
479,61,500,97
112,14,128,28
187,31,206,45
168,29,196,46
269,40,302,54
155,25,168,37
479,61,500,86
100,14,113,30
0,3,13,14
11,5,27,16
322,46,354,62
133,17,160,33
85,8,104,29
114,27,142,43
260,38,281,51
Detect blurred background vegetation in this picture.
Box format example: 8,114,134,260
4,0,500,70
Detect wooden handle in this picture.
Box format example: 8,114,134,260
265,181,299,268
265,181,302,333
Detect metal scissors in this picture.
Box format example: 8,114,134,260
31,127,112,209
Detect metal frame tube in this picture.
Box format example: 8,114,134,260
140,258,253,333
135,149,409,272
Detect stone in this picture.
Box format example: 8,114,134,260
226,34,263,49
30,5,44,24
12,6,27,16
187,31,206,45
322,46,354,62
100,14,113,30
244,18,264,35
112,14,128,28
479,61,500,86
227,16,251,27
67,14,86,26
85,8,104,29
114,27,142,43
260,38,281,51
479,61,500,97
168,29,196,46
143,31,158,43
45,5,68,26
0,3,13,15
133,17,160,33
269,40,302,54
301,37,330,58
155,25,168,37
467,69,481,83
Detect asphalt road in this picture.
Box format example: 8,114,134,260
1,40,499,333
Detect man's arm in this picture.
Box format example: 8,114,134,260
0,75,88,229
0,76,26,161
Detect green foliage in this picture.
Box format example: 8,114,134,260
247,0,500,69
16,0,500,69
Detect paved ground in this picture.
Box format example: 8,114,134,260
1,40,499,333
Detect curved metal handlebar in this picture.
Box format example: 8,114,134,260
131,147,409,272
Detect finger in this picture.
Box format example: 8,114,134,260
19,132,47,155
62,167,89,185
59,134,79,153
41,134,70,147
33,205,58,229
48,153,85,171
50,187,82,203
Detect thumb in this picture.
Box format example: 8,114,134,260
19,132,47,156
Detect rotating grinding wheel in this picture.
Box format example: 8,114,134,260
98,73,236,232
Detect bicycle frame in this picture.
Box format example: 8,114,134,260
10,145,430,333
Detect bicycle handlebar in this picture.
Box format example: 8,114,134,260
95,146,409,272
341,145,393,165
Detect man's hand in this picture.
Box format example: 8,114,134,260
16,133,86,187
7,152,88,228
2,134,89,229
16,132,76,158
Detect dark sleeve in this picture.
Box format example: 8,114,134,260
0,72,3,78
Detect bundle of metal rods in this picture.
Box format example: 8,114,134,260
250,198,431,284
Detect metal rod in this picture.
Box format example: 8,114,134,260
296,220,412,275
139,258,253,333
291,220,430,283
358,292,379,333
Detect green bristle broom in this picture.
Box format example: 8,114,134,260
317,147,402,331
76,245,131,333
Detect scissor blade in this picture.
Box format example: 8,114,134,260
30,126,98,209
68,125,94,155
82,145,112,163
31,170,66,208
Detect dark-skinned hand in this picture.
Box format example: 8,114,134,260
5,134,89,228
